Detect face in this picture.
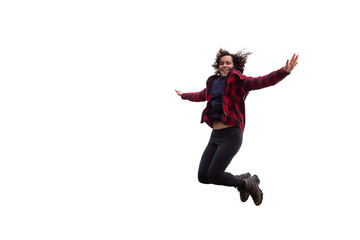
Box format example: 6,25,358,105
219,55,234,77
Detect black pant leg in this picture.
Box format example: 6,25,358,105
206,127,244,187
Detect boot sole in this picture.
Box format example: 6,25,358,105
255,189,263,206
252,175,263,206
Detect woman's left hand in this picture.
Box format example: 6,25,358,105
284,54,299,73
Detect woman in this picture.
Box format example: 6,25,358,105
175,49,298,206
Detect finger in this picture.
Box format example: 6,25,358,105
291,61,298,71
295,54,299,63
293,54,299,63
292,57,298,67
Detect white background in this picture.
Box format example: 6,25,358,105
1,0,359,239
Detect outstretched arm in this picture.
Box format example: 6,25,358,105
175,89,206,102
243,54,299,91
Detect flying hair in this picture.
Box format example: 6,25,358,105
212,48,252,75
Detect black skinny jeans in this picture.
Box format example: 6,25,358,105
198,126,245,189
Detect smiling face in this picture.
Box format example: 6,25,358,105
219,55,234,77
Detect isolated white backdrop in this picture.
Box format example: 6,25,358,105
1,0,359,239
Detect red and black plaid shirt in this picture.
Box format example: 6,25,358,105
181,67,290,131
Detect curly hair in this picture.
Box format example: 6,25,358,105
212,48,252,75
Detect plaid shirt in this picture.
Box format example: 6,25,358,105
181,67,290,131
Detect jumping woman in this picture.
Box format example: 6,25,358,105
175,49,298,206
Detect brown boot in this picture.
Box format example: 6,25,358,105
235,173,251,202
244,175,263,206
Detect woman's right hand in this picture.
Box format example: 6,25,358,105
175,89,182,96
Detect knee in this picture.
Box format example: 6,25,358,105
198,173,210,184
206,171,218,184
198,170,219,184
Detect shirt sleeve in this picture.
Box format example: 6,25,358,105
243,67,290,91
181,88,206,102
